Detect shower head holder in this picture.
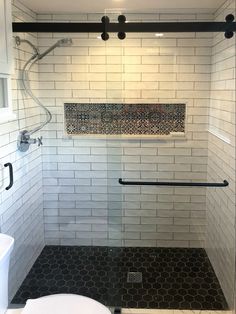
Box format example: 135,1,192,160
15,36,40,57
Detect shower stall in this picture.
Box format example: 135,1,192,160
1,0,235,312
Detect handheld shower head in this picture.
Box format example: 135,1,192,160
37,38,73,60
57,38,73,47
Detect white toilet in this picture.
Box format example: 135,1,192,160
0,233,111,314
21,294,111,314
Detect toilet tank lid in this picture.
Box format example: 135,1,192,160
21,294,111,314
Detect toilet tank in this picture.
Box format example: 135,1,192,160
0,234,14,314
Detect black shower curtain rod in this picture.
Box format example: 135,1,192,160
12,14,236,39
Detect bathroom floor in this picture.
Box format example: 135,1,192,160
11,246,228,310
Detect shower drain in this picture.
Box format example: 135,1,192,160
127,272,142,283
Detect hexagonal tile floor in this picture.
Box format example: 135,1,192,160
11,246,228,310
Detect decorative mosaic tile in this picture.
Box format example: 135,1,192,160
64,104,186,136
12,247,228,310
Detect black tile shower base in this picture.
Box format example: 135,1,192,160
12,246,228,310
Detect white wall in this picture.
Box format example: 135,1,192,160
0,0,44,300
37,12,213,247
206,0,236,308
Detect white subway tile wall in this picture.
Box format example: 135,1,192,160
206,0,236,308
0,1,234,307
38,12,213,249
0,0,44,300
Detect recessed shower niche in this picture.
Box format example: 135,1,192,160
64,103,186,136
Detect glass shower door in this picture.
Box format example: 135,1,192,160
103,6,236,311
103,10,124,310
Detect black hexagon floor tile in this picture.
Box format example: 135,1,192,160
11,246,228,310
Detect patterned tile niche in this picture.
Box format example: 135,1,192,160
64,103,186,136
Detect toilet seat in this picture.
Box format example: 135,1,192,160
21,294,111,314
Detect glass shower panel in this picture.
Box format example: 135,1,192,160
103,10,124,309
206,1,236,309
49,8,235,311
103,7,236,310
103,10,184,310
102,12,179,310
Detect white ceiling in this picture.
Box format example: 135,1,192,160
19,0,226,14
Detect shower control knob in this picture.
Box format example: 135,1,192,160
17,130,43,151
37,137,43,147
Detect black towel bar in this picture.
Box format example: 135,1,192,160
4,163,14,190
118,178,229,187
